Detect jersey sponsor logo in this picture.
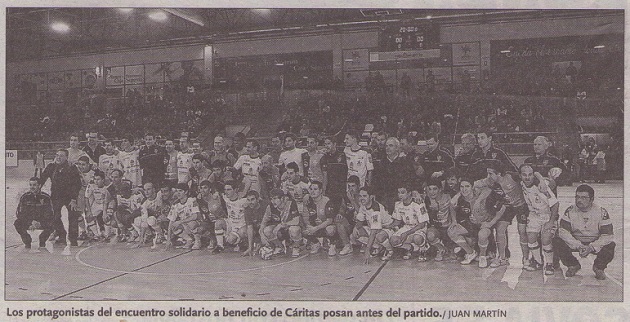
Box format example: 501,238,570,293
602,208,610,220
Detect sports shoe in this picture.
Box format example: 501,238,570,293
460,250,478,265
490,257,509,268
77,231,88,241
593,267,606,280
478,256,489,268
211,246,224,254
417,251,428,262
273,246,285,255
182,240,194,249
370,246,382,258
339,245,353,256
381,250,393,261
328,245,337,257
291,247,300,258
310,243,321,254
234,245,241,252
191,240,202,250
434,248,445,262
565,264,581,277
544,263,555,276
524,260,543,271
522,257,531,269
359,245,366,253
403,250,412,260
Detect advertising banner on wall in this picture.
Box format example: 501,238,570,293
343,49,370,71
145,63,164,83
125,65,145,84
105,67,125,86
491,34,623,96
47,72,65,90
452,42,480,66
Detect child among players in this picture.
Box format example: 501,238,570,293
390,184,430,261
85,170,111,240
519,164,559,274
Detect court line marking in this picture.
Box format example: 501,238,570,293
53,250,191,300
75,244,308,276
352,260,388,301
606,273,623,288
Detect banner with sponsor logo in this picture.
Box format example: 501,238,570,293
343,49,370,71
125,65,145,84
452,42,480,66
105,66,125,86
369,49,441,62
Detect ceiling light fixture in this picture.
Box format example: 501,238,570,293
148,11,168,22
594,45,605,49
51,22,70,33
118,8,134,13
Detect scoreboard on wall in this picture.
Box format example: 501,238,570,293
379,24,439,51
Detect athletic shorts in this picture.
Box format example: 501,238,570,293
355,226,394,239
526,216,557,234
499,204,529,225
265,224,290,242
392,225,427,238
226,222,247,242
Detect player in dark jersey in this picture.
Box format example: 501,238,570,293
138,132,167,187
420,133,455,181
470,129,517,181
321,136,348,199
15,177,54,252
454,133,477,174
523,136,565,191
260,189,303,257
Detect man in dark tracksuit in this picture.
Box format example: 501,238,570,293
40,149,82,246
14,177,55,249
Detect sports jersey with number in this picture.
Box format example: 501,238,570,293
234,155,262,192
279,148,309,176
356,202,393,230
167,198,200,222
165,151,178,182
281,178,310,201
223,195,248,228
99,153,123,178
118,150,141,187
425,193,453,227
344,147,374,187
86,184,109,215
177,151,194,184
521,181,558,221
392,200,429,227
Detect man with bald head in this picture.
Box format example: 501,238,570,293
454,133,477,174
373,137,415,213
523,136,565,188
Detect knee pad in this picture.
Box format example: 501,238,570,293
528,241,540,249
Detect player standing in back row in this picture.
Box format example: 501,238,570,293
344,131,373,188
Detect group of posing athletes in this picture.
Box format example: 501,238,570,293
16,129,615,280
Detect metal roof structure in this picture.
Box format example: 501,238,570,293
6,8,622,62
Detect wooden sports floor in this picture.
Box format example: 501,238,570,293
4,172,623,302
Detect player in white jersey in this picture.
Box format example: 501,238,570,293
67,135,93,165
390,184,430,260
233,139,263,195
118,136,142,188
279,133,309,177
353,187,396,263
280,162,310,202
177,137,194,184
85,170,111,240
213,181,248,253
132,182,163,248
344,132,374,187
165,183,202,249
98,139,123,182
76,156,95,240
519,164,559,275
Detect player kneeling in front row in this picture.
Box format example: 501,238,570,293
113,182,144,244
165,183,203,249
213,181,248,254
469,184,506,268
260,189,303,258
15,177,55,252
303,181,352,256
554,184,615,280
520,164,559,275
390,184,430,261
447,177,480,265
354,187,396,263
425,179,454,261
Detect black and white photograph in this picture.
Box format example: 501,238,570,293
3,2,626,319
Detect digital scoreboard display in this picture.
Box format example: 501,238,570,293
379,24,439,51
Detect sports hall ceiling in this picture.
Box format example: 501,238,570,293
6,8,621,62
